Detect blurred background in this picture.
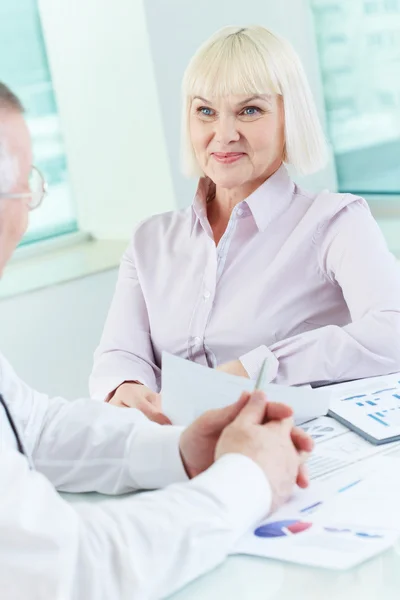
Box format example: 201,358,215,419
0,0,398,398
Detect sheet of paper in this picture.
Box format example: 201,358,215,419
308,430,400,479
300,415,400,480
328,372,400,443
316,458,400,531
234,457,400,570
161,352,330,426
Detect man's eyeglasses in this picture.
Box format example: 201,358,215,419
0,165,48,210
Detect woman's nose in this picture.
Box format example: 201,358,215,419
213,116,240,146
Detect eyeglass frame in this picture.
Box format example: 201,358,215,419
0,165,48,211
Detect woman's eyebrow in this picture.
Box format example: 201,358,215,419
235,94,271,107
192,96,212,105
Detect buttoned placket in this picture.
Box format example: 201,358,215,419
188,204,247,366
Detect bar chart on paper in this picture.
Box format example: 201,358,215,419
329,376,400,444
345,391,400,427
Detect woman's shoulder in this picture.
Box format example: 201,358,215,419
316,190,371,227
290,184,379,250
307,189,385,254
131,206,192,241
295,184,371,229
295,182,367,213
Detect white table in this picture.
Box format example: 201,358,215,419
64,490,400,600
168,550,400,600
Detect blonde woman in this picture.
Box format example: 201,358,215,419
90,25,400,422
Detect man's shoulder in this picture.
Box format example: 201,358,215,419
0,351,17,388
0,351,48,424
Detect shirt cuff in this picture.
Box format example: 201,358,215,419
239,345,279,383
128,425,188,490
189,453,272,530
90,374,155,402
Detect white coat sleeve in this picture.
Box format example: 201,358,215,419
0,450,271,600
0,353,187,494
32,396,188,494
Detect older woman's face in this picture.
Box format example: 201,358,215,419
189,94,285,189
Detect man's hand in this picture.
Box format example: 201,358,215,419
180,391,313,482
108,382,171,425
217,359,249,378
216,391,314,511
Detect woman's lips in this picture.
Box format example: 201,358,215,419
212,152,245,164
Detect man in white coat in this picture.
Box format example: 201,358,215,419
0,83,313,600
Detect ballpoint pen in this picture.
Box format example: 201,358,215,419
254,358,268,391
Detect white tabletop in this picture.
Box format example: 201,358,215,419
63,490,400,600
168,550,400,600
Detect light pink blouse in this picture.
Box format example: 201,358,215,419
90,166,400,399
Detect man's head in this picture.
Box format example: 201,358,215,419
0,83,32,274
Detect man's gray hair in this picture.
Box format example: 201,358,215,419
0,82,24,194
0,82,24,113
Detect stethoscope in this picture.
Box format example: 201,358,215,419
0,393,33,467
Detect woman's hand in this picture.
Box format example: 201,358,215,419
108,382,171,425
217,359,249,378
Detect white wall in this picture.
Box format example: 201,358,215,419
144,0,338,207
38,0,177,239
0,269,117,399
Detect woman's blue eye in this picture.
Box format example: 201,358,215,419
199,107,213,116
243,107,259,116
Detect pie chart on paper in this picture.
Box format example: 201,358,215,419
254,520,313,538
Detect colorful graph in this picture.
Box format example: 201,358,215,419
254,521,383,541
254,520,313,538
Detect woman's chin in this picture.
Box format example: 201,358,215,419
208,170,253,190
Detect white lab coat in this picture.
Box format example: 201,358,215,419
0,353,271,600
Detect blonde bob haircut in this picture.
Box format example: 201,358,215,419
181,25,329,178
